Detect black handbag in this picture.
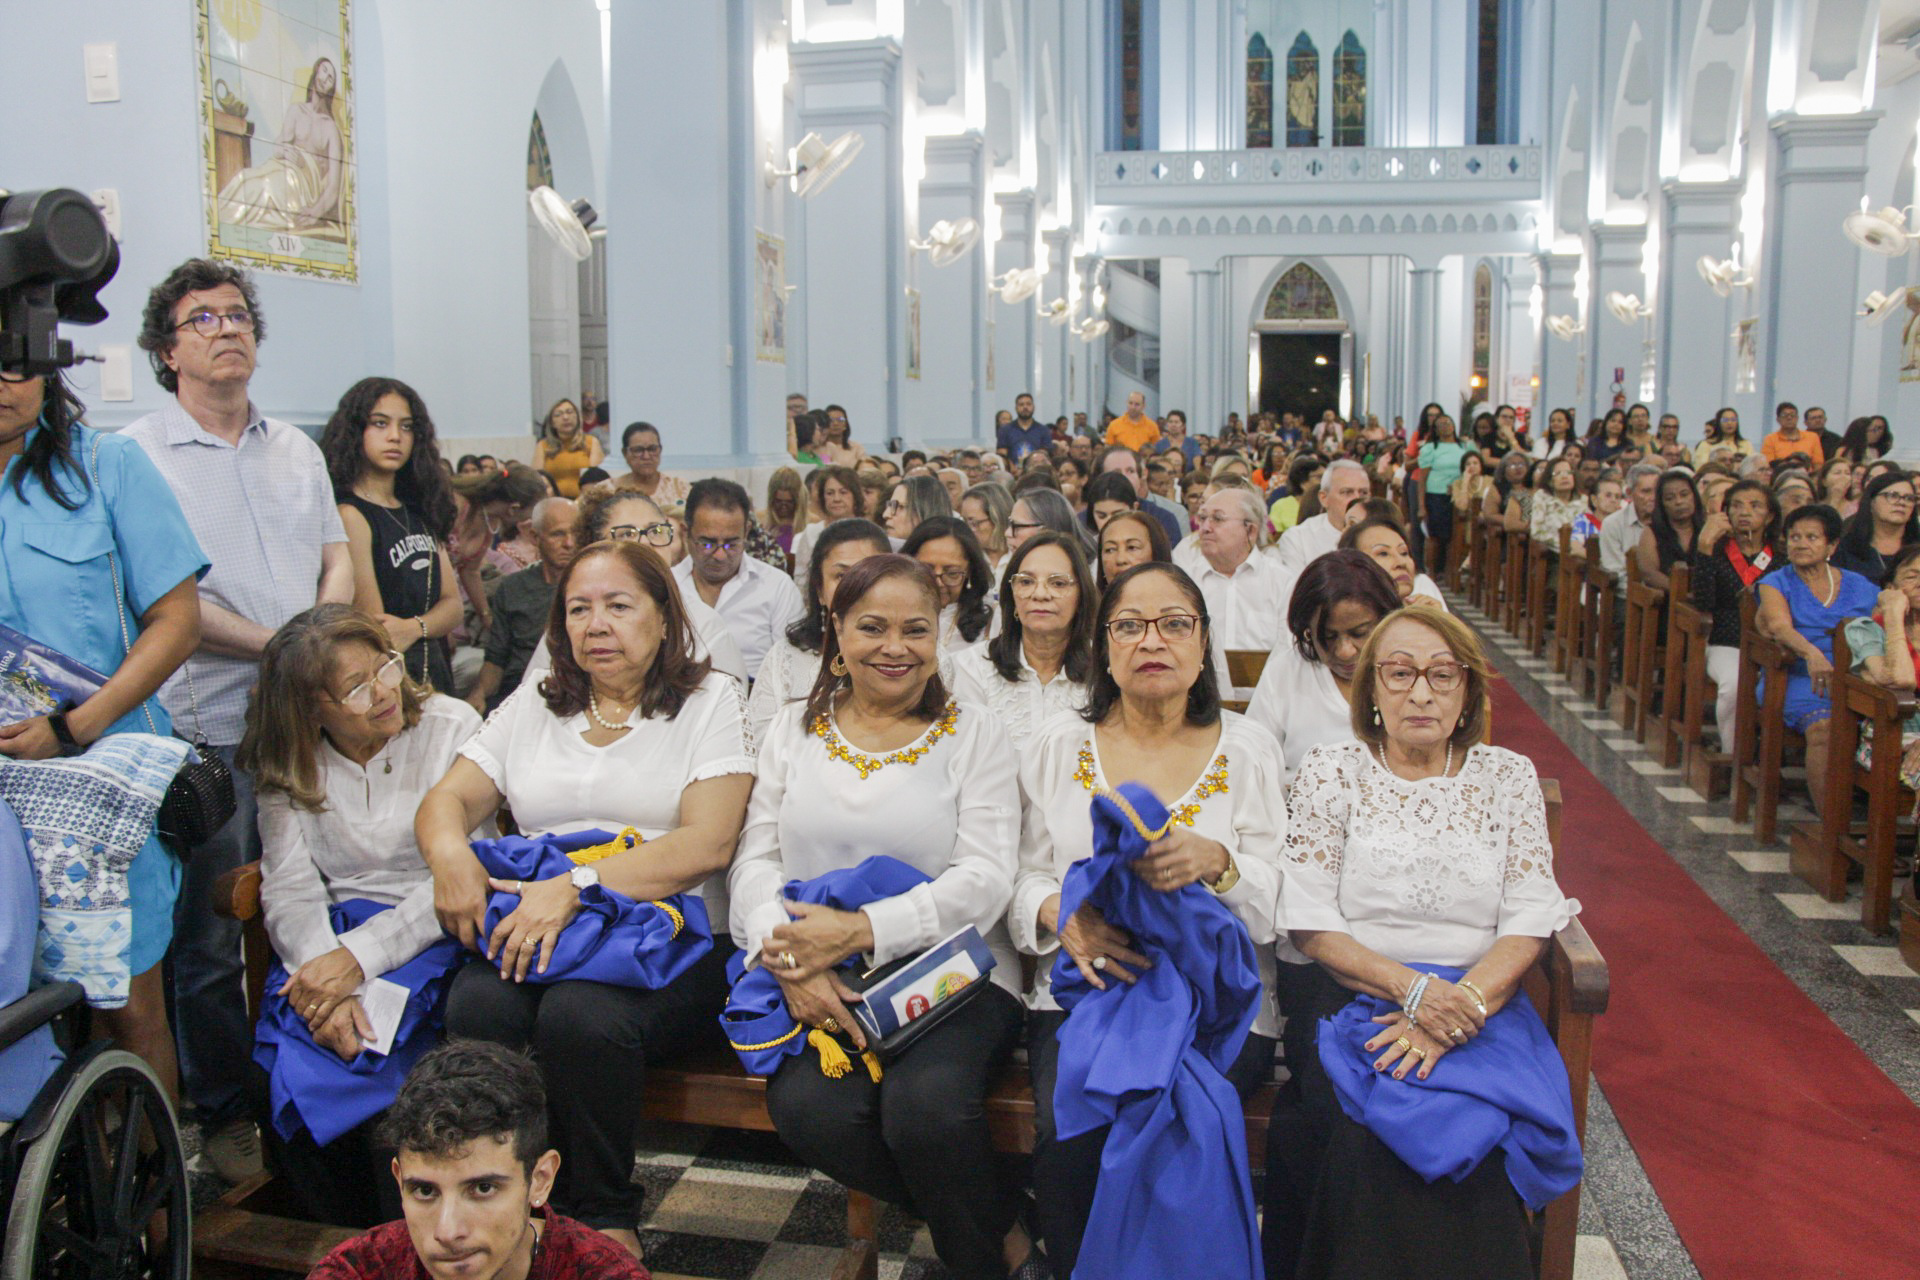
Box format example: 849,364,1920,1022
93,436,239,851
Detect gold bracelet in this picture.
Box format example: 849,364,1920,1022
1459,979,1489,1010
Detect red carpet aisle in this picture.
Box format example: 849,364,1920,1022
1488,679,1920,1280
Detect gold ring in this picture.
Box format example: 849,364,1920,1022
1408,1046,1427,1060
821,1017,840,1033
1448,1027,1466,1041
1393,1036,1412,1052
780,950,798,970
306,1003,319,1014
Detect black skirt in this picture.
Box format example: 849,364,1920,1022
1263,961,1533,1280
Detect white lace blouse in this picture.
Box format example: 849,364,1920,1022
948,644,1090,757
1010,710,1289,1035
1279,741,1580,966
729,699,1021,998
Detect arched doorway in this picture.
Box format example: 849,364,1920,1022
1251,261,1352,422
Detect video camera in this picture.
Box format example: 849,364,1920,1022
0,188,120,378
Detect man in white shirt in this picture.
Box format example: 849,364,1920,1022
1600,463,1662,591
1275,458,1372,576
123,257,353,1183
673,478,804,681
1095,445,1187,546
1181,489,1289,651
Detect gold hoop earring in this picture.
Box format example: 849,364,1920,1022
831,654,848,678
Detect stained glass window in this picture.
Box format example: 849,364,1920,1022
1264,264,1339,321
526,112,554,191
1333,31,1366,148
1285,32,1319,149
1472,263,1494,389
1247,33,1273,149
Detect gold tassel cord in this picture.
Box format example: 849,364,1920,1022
860,1050,884,1082
809,1028,853,1078
567,827,646,866
1097,788,1175,842
728,1024,803,1053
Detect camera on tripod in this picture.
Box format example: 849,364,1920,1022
0,188,120,378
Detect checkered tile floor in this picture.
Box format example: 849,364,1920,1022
629,1120,949,1280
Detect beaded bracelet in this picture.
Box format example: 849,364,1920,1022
1403,972,1431,1026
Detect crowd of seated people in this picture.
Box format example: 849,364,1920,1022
62,252,1920,1280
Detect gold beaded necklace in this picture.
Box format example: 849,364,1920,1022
1073,740,1230,827
813,702,961,779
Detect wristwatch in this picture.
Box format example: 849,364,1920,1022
568,865,601,892
1205,852,1241,896
45,712,84,758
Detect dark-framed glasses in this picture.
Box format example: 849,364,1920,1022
609,521,676,547
926,566,970,588
624,443,663,457
695,536,742,555
1374,660,1466,693
332,655,405,714
174,308,255,338
1106,614,1201,644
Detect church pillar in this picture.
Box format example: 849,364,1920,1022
1405,262,1443,409
1588,225,1646,420
1188,263,1223,434
993,190,1038,410
1038,227,1073,416
1536,250,1581,416
915,132,988,444
1661,181,1743,428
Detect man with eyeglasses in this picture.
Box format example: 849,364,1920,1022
467,498,577,716
672,478,803,681
1178,489,1288,655
611,421,689,505
1274,458,1372,577
121,257,355,1183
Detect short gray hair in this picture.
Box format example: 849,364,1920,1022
1625,462,1663,489
1208,486,1271,546
1324,458,1369,484
531,496,575,534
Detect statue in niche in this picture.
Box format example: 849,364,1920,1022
1285,32,1319,148
217,57,346,236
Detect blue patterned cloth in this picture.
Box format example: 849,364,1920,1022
1317,963,1583,1211
470,829,712,989
719,856,931,1075
0,800,63,1122
0,733,188,1008
1050,784,1265,1280
253,899,464,1145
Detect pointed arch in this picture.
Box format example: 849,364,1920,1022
1333,30,1367,147
1286,33,1320,148
1260,261,1343,323
1247,33,1274,149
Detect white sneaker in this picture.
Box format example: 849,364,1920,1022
200,1118,263,1183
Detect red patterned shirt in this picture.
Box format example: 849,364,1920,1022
307,1207,649,1280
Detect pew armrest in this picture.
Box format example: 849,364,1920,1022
213,860,263,923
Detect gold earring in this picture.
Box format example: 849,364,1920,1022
831,654,848,677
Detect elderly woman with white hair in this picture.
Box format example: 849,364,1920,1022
1173,485,1291,653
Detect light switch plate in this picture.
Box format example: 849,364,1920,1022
92,189,122,239
99,345,134,402
84,42,120,103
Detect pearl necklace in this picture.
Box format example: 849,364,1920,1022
1376,739,1452,780
587,690,632,732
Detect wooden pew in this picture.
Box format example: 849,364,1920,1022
1550,527,1583,676
196,790,1608,1280
1730,591,1803,845
1525,533,1555,657
1447,497,1473,594
1571,542,1612,706
1612,557,1665,739
1472,514,1501,616
1788,624,1916,934
1666,565,1731,799
1650,563,1697,769
1503,526,1530,637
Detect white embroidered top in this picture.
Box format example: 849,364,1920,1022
948,644,1091,757
1279,741,1581,966
1010,710,1289,1034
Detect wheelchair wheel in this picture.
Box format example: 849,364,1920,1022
1,1047,190,1280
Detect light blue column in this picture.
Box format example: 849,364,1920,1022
1536,251,1581,415
1764,114,1879,419
993,191,1039,406
1660,182,1742,426
1039,227,1073,415
915,132,989,444
1587,225,1645,420
792,39,906,450
1406,262,1443,409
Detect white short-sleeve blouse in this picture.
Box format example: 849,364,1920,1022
1008,709,1289,1036
729,699,1021,999
948,644,1090,758
1244,644,1355,784
1279,741,1580,967
460,671,756,914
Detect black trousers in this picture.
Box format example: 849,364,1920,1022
442,943,732,1230
244,1063,401,1229
766,983,1024,1280
1027,1007,1277,1278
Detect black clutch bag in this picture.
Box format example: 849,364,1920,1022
848,925,996,1061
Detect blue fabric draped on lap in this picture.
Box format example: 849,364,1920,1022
1050,784,1264,1280
1316,962,1583,1211
719,855,930,1076
471,829,711,989
253,898,463,1145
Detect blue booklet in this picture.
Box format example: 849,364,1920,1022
0,623,107,727
852,924,996,1047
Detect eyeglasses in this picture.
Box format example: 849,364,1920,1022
1194,512,1253,528
1374,660,1466,693
883,499,905,515
695,537,742,555
925,566,970,588
330,656,405,714
1006,519,1044,534
1106,614,1201,644
609,521,675,547
1010,573,1076,595
174,308,255,338
965,515,995,535
1875,491,1917,506
624,443,662,457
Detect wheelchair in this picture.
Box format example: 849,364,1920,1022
0,980,190,1279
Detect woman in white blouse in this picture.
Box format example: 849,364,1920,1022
902,515,998,650
950,531,1095,755
729,555,1033,1280
747,517,891,742
1264,605,1580,1279
1011,562,1287,1279
1338,512,1447,609
790,465,866,587
240,604,486,1225
1246,550,1403,782
416,541,754,1258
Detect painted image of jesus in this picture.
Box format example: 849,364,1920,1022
217,56,345,236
